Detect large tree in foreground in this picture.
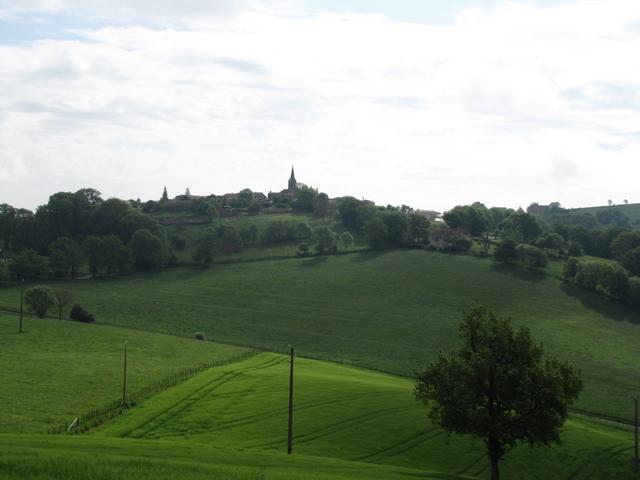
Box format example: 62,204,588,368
415,305,582,480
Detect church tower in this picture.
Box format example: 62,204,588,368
288,166,298,192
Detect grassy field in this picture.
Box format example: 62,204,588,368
90,352,635,479
0,434,462,480
569,203,640,226
0,314,250,433
1,250,639,421
0,353,635,479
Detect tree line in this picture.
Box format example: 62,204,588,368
0,189,171,280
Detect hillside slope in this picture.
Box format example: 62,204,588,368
0,314,250,432
94,352,634,479
1,250,638,420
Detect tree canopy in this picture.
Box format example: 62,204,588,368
415,305,582,480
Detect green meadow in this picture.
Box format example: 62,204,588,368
569,203,640,226
0,352,635,479
0,314,250,433
1,250,639,421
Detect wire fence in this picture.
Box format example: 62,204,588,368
46,350,257,435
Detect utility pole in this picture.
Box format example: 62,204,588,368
19,279,24,334
635,398,638,474
287,346,294,455
122,341,128,406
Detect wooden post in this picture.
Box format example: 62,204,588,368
19,279,24,334
287,347,294,454
122,341,128,406
635,398,638,474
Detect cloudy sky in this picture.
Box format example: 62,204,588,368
1,0,639,212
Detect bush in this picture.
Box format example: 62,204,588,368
25,286,55,318
494,239,518,264
297,243,310,256
70,304,96,323
574,259,629,300
515,244,547,269
449,234,473,253
563,257,579,280
194,331,206,340
627,277,640,308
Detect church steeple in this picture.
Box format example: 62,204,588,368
288,166,298,192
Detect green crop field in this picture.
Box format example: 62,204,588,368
1,352,635,479
83,353,640,478
0,434,462,480
0,314,250,433
1,250,639,421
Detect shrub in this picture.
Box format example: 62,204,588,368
574,259,629,300
515,244,547,269
194,331,206,340
70,304,95,323
297,243,310,256
449,234,473,253
494,239,518,264
563,257,579,280
627,277,640,308
25,286,55,318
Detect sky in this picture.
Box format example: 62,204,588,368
1,0,639,212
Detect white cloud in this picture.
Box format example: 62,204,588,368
1,1,640,210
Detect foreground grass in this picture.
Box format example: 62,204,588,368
1,250,639,419
0,314,250,433
0,434,452,480
93,353,635,479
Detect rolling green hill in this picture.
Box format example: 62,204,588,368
1,352,636,479
1,250,639,421
570,203,640,226
0,314,250,433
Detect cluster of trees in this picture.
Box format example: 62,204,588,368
0,190,172,280
562,230,640,307
337,197,429,250
22,285,93,322
192,224,254,266
292,186,333,218
530,201,636,229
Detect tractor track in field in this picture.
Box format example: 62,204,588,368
352,427,441,463
214,391,381,433
128,371,241,438
295,406,418,446
119,356,281,438
564,443,631,480
455,453,486,477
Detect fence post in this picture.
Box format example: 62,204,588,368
635,398,638,474
122,341,128,406
287,347,295,455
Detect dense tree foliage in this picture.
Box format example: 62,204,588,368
193,228,219,267
129,229,166,270
416,305,582,480
313,226,338,254
9,249,49,280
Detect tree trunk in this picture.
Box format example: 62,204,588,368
489,451,500,480
488,435,501,480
